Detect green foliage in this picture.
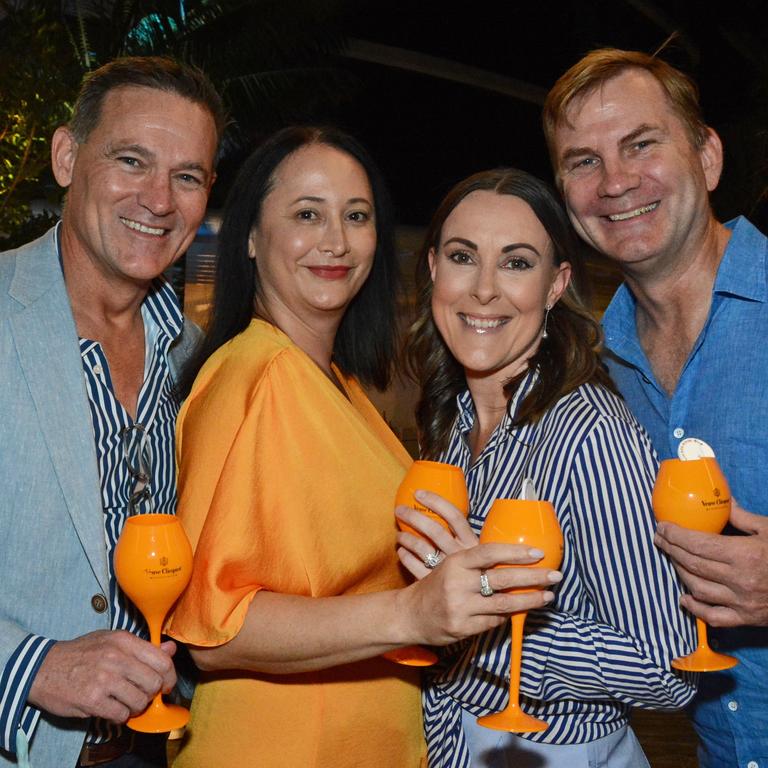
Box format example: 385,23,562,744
63,0,352,134
0,0,350,247
0,211,60,251
0,1,80,245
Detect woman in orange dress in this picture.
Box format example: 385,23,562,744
166,127,559,768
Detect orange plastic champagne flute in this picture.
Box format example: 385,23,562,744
385,460,470,666
114,514,194,732
652,457,738,671
476,499,563,732
395,460,470,539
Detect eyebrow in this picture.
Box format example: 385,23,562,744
560,145,594,164
106,143,212,179
502,242,541,256
106,143,153,161
620,123,663,145
443,236,477,249
442,236,541,257
289,196,373,206
559,123,664,163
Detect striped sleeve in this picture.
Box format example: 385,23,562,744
521,416,697,709
0,635,56,753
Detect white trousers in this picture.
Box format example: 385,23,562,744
461,710,651,768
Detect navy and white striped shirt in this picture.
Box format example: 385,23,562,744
0,258,182,751
423,372,697,768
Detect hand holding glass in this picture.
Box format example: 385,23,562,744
652,457,738,672
385,460,470,666
114,514,194,732
476,499,563,733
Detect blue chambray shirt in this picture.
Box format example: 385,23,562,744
602,216,768,768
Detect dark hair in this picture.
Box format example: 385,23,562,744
407,168,617,458
178,126,400,398
543,48,708,174
69,56,226,144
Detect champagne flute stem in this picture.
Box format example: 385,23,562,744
144,620,165,715
695,617,711,651
147,619,162,647
508,612,526,712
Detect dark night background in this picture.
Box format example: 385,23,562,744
2,0,765,309
3,0,765,240
210,0,768,234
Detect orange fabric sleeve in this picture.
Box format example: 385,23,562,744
166,321,411,647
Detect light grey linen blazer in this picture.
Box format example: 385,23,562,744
0,228,200,766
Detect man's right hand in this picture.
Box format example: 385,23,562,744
655,500,768,627
28,630,176,722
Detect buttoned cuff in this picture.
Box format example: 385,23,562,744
0,635,57,753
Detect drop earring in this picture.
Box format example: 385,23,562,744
542,304,552,339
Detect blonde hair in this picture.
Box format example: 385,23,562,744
543,48,708,169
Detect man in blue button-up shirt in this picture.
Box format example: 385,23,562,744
543,48,768,768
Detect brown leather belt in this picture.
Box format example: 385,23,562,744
77,732,134,767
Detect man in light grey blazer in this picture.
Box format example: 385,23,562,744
0,58,223,767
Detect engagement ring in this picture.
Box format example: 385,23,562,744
423,550,443,569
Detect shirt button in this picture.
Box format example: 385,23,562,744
747,762,758,768
727,700,738,712
91,594,108,613
673,427,684,439
93,364,103,376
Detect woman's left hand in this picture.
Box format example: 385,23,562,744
396,489,478,579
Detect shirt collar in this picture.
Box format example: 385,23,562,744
54,221,183,343
713,216,768,303
456,389,475,434
602,216,768,366
142,280,183,342
454,368,539,437
602,281,638,351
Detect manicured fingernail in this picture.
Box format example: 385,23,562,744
542,591,555,604
547,571,563,583
414,489,426,500
528,548,544,558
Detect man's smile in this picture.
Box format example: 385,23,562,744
605,201,659,222
120,217,167,236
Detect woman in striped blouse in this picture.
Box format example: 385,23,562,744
398,168,696,768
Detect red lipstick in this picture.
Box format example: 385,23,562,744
308,266,351,280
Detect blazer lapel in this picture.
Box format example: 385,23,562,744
8,231,109,594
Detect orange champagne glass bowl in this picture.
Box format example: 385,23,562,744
386,461,470,667
477,499,563,733
114,514,194,732
652,457,738,672
395,460,470,539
